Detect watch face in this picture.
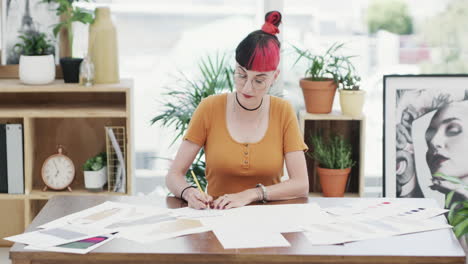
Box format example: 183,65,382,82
42,155,75,190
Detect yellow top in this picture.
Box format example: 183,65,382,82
183,93,308,198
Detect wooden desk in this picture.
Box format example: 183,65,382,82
9,195,466,264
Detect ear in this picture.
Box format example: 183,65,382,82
273,69,280,83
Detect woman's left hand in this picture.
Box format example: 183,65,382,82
212,190,256,209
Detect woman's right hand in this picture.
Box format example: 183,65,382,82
183,188,213,210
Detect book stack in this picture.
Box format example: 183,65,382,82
0,124,24,194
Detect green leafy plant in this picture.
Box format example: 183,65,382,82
150,53,234,190
341,71,361,90
42,0,94,58
83,152,107,171
292,42,356,87
434,172,468,239
307,133,355,169
14,32,55,56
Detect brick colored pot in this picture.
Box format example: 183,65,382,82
300,78,337,114
317,166,351,197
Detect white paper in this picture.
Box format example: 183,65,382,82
119,218,211,243
303,215,452,245
326,201,448,221
25,233,117,254
202,203,329,234
170,207,225,218
39,201,169,230
213,228,290,249
4,224,112,248
107,127,126,193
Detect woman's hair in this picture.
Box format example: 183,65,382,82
235,11,282,72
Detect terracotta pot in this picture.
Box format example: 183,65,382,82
300,78,337,114
317,166,351,197
339,89,366,117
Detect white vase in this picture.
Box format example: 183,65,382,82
84,166,107,191
19,54,55,85
339,89,366,117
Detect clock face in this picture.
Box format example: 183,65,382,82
42,154,75,190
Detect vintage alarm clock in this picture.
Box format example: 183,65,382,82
41,145,75,191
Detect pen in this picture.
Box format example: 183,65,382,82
190,169,203,193
190,169,210,209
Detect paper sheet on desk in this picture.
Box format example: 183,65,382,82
4,224,113,248
303,215,452,245
118,218,211,243
24,232,117,254
39,201,170,230
170,207,225,218
325,201,448,220
213,228,291,249
201,203,330,233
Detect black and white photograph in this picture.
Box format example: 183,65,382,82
1,0,58,64
384,75,468,207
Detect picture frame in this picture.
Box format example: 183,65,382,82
383,74,468,207
1,0,59,65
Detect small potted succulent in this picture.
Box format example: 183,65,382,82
41,0,94,83
293,42,355,114
308,133,355,197
83,152,107,191
338,70,365,117
14,32,56,85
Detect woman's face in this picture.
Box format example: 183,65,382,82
426,101,468,178
234,64,278,105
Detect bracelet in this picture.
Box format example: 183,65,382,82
180,186,196,202
255,187,263,202
256,183,268,203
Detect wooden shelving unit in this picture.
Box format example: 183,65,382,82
299,110,365,197
0,79,133,246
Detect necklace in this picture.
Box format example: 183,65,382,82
235,92,263,111
232,93,265,142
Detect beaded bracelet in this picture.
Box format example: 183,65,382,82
180,186,196,202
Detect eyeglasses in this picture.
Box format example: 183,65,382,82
234,71,269,91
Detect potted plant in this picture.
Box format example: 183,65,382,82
42,0,94,83
293,43,355,114
339,70,365,117
83,152,107,191
14,32,56,85
308,133,355,197
151,53,233,191
435,172,468,253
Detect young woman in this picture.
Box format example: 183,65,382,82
166,11,309,210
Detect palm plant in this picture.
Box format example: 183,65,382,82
151,53,234,190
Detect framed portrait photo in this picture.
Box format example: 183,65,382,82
1,0,59,65
383,74,468,206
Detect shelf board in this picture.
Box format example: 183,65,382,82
0,79,132,93
29,189,127,200
308,192,360,198
300,110,364,120
0,193,26,200
0,104,126,117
